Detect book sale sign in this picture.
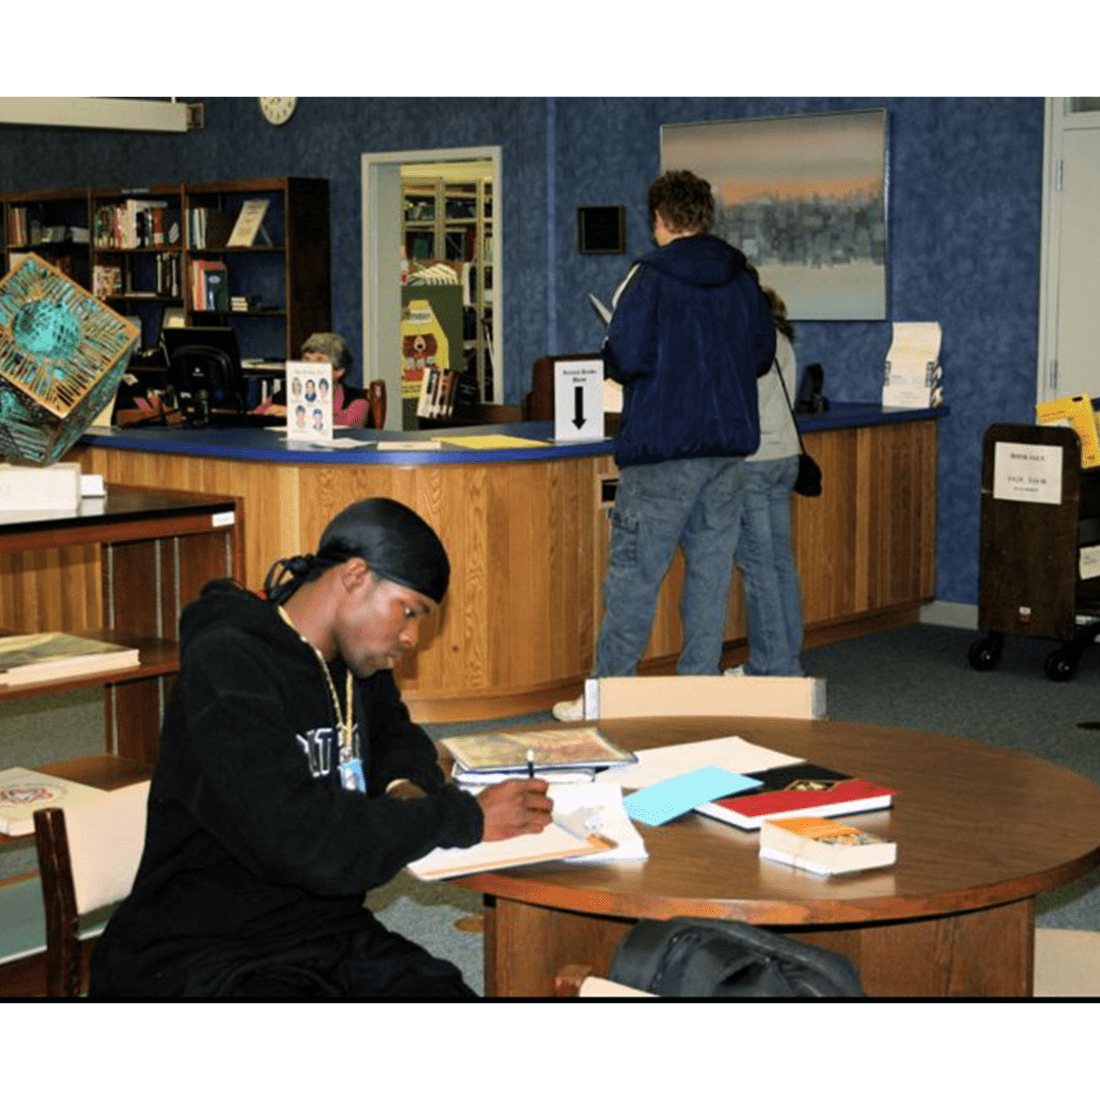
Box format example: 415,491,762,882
993,441,1063,506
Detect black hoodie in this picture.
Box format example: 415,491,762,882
90,580,483,997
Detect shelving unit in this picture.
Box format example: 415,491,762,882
1,187,92,288
1,178,330,373
0,484,244,996
0,484,245,778
969,423,1100,680
403,175,493,401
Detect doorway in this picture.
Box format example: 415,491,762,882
1038,98,1100,406
361,146,502,429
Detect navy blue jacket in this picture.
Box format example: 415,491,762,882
606,233,776,468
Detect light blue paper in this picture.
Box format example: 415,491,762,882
622,766,763,827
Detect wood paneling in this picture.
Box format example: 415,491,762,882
70,417,937,720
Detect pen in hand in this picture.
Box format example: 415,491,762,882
526,748,535,780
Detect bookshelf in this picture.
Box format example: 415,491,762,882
0,484,245,787
1,177,330,370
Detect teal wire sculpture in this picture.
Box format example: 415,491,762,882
0,253,138,466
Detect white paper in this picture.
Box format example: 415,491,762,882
610,736,803,792
992,441,1063,505
407,781,645,880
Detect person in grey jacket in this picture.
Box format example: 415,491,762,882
555,170,775,719
728,282,806,677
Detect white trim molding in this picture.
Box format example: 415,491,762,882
0,98,200,133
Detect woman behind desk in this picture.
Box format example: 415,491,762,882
254,332,370,427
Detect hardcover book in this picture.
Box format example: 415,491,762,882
694,761,893,831
759,816,897,876
0,767,108,836
0,632,140,687
441,725,636,774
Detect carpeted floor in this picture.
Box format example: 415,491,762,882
4,622,1099,996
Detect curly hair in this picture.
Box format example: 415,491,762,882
648,170,714,234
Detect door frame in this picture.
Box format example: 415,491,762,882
361,145,503,428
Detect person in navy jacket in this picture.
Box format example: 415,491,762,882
555,170,775,719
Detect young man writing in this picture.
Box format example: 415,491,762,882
92,497,552,998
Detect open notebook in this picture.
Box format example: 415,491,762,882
407,782,646,881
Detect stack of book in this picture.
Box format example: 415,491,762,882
442,725,637,785
0,632,140,687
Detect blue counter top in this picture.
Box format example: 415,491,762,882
79,403,946,466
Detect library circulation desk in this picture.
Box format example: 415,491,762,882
70,403,944,722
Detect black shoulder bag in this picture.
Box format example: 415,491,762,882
774,358,822,498
610,917,864,997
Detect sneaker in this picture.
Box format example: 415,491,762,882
552,695,584,721
723,665,746,676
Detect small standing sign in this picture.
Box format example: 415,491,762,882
553,359,604,442
285,360,333,443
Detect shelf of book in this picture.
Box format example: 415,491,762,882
0,177,330,364
0,485,244,767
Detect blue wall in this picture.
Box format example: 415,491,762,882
0,96,1046,608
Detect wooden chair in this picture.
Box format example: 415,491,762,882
579,675,827,721
33,780,151,997
554,963,655,998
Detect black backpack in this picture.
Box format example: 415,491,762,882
609,917,865,998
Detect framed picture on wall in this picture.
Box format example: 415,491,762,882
661,109,889,321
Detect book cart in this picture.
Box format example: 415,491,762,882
968,423,1100,680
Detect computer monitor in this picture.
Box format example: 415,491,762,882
161,325,247,427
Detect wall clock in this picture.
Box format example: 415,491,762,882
258,97,297,126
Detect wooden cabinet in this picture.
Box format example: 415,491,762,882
1,178,330,366
0,485,244,785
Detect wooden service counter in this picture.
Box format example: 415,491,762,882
67,404,944,722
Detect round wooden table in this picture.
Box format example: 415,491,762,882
455,717,1100,997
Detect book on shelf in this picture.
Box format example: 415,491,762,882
226,198,271,248
1036,393,1100,468
694,761,894,831
441,725,637,775
407,782,645,880
189,207,234,249
759,816,897,876
0,632,140,687
0,767,108,836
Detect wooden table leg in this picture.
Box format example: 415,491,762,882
787,897,1035,997
483,895,633,998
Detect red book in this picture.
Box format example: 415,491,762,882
695,762,894,831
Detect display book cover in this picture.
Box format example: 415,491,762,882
694,761,894,831
0,632,140,687
442,725,637,775
758,816,897,876
0,767,108,836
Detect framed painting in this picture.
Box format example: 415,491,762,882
661,109,889,320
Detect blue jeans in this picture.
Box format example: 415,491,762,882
594,456,746,678
734,455,805,676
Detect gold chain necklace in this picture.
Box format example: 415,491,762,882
277,604,355,762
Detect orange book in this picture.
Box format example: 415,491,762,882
759,816,896,876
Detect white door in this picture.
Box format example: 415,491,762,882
1038,98,1100,405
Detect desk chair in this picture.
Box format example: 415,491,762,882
554,963,654,998
33,780,151,997
580,675,826,721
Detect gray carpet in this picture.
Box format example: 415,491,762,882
5,623,1099,995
